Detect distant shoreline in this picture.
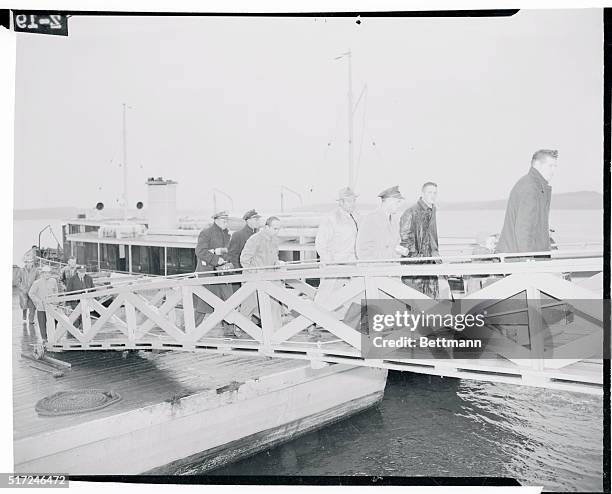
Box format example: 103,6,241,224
13,191,604,220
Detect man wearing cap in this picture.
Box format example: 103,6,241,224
356,186,405,261
228,209,262,271
194,211,234,327
314,187,360,318
28,265,58,343
16,257,39,325
397,182,441,298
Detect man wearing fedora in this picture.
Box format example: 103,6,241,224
194,211,234,329
314,187,360,318
356,186,405,261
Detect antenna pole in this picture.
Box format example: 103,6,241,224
347,49,354,189
122,103,128,222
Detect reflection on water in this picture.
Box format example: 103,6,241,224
205,372,602,491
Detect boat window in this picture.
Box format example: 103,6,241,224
99,244,119,271
166,247,196,275
84,243,98,271
131,246,163,275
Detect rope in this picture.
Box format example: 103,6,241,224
35,389,122,416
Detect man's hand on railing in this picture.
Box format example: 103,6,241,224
395,245,409,257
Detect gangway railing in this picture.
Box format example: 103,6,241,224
40,250,605,394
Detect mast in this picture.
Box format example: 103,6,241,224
347,50,354,190
122,103,128,222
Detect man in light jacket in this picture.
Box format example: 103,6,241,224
240,216,284,328
356,186,405,261
16,257,38,325
28,265,58,342
496,149,557,255
314,187,359,318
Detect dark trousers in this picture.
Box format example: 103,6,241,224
36,310,48,340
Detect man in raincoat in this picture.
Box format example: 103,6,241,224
398,182,441,298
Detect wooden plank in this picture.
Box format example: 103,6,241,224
86,295,128,341
263,281,362,350
190,284,262,342
182,286,196,336
122,292,186,343
272,278,364,344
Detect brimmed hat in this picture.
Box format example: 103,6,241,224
378,185,404,200
76,264,86,271
243,209,262,221
337,187,358,201
41,265,52,273
212,210,230,220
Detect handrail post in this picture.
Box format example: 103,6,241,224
527,286,545,371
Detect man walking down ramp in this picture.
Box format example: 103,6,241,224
314,187,360,319
398,182,441,298
496,149,557,256
240,216,284,330
356,186,405,261
194,211,234,330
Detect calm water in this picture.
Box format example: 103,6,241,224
206,372,604,491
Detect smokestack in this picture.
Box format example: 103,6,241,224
146,177,177,232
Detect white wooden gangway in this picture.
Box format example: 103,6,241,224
42,249,605,395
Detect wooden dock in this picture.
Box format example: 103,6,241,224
12,294,387,474
42,252,605,395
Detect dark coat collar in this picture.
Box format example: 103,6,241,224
529,167,550,189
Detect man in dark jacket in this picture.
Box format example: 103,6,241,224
496,149,557,255
66,265,95,328
194,211,234,327
398,182,441,298
228,209,262,270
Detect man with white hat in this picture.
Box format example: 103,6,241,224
314,187,360,318
356,185,405,260
28,265,58,343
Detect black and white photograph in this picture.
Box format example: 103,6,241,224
5,5,609,492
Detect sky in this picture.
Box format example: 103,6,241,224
13,9,604,214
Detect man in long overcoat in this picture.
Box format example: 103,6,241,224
496,149,557,255
194,211,234,326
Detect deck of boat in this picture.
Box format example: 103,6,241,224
12,292,306,441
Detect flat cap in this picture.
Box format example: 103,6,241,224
211,210,230,220
337,187,358,201
243,209,262,221
377,185,404,200
76,264,86,271
41,265,52,272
